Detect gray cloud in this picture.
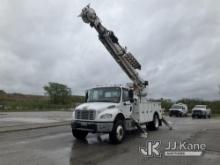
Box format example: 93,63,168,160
0,0,219,100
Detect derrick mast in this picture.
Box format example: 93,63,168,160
79,5,148,96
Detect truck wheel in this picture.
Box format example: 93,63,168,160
147,114,159,131
109,120,125,144
72,129,88,140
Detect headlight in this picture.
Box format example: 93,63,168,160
72,112,75,119
100,113,113,119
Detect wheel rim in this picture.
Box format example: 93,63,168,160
155,116,159,128
116,125,124,141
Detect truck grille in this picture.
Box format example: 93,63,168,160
75,110,96,120
193,110,202,114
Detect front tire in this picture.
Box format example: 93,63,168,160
109,120,125,144
72,129,88,140
147,114,159,131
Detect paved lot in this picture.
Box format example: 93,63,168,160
0,116,220,165
0,111,72,126
0,111,72,132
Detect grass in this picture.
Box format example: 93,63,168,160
211,113,220,118
0,95,84,112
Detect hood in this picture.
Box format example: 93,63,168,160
169,108,182,111
192,108,206,111
75,102,118,111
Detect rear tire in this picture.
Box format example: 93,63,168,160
72,129,88,140
147,114,159,131
109,119,125,144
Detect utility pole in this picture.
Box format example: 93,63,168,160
218,85,220,96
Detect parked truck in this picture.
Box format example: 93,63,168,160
192,105,211,119
169,103,188,117
71,5,163,144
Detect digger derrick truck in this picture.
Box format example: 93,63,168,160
71,5,163,144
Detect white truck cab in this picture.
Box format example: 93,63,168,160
169,103,188,117
71,86,162,143
192,105,211,119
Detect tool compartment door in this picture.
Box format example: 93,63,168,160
139,102,150,123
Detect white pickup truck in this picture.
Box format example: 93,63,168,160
71,86,162,143
192,105,211,119
169,103,188,117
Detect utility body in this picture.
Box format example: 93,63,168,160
71,5,163,143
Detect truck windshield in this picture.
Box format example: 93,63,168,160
195,105,206,108
171,105,182,109
87,87,121,103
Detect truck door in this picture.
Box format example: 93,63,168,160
121,88,132,118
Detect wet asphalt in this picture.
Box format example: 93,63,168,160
0,117,220,165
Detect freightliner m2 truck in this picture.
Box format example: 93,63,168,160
71,5,163,144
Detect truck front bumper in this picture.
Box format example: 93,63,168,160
71,120,113,133
169,110,182,116
192,111,205,118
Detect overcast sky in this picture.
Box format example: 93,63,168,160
0,0,220,100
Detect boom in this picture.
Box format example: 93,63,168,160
79,5,148,95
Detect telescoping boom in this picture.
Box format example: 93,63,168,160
79,5,148,96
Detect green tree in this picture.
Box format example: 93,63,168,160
161,98,173,112
0,90,6,95
44,82,72,104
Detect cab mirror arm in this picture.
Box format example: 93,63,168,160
85,91,88,102
128,89,134,103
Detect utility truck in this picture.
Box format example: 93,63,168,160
71,5,163,143
169,103,188,117
192,105,211,119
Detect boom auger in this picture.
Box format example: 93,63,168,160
79,5,148,96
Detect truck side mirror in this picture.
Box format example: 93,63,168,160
144,81,148,86
85,91,88,102
128,90,134,103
